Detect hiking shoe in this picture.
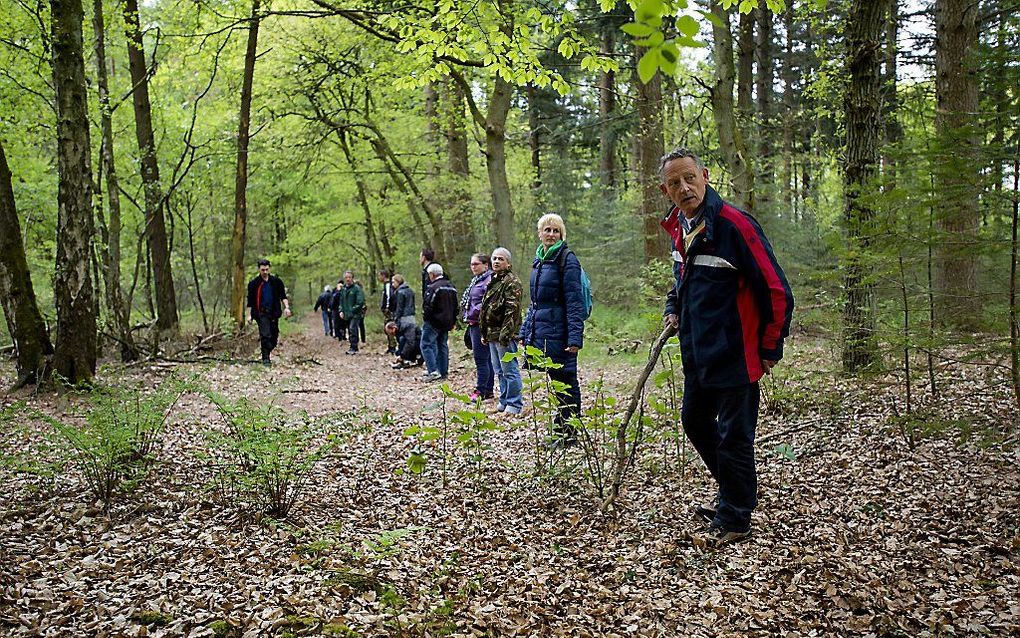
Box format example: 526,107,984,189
693,495,720,524
424,371,443,382
701,522,752,548
261,358,271,367
544,435,578,450
346,349,358,355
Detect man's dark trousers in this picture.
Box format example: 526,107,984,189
681,377,759,532
348,316,364,352
255,314,280,362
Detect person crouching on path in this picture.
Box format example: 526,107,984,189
520,213,585,447
658,146,793,548
479,247,524,415
390,274,417,361
338,271,366,355
386,321,423,368
461,253,494,401
314,285,333,336
246,258,291,366
421,263,458,382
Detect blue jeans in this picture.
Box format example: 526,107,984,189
420,322,449,377
681,378,759,532
321,310,332,335
347,316,364,351
468,325,493,396
488,340,523,411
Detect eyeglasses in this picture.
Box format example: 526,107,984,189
470,262,484,266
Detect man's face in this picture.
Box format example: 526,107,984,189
491,254,508,272
344,273,354,286
659,157,709,218
258,264,270,278
419,252,428,266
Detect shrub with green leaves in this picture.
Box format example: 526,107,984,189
15,378,185,511
204,394,335,518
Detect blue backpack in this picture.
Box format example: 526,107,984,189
557,248,594,320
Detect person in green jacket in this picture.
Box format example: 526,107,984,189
479,247,524,414
338,271,366,354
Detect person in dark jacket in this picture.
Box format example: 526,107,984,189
520,213,585,444
461,253,494,401
378,269,398,354
659,147,793,548
246,259,291,366
480,247,524,415
390,273,417,357
314,285,333,336
386,321,423,368
421,263,458,381
337,271,366,354
330,281,346,342
419,247,436,304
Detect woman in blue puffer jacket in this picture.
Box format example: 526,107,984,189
520,213,585,446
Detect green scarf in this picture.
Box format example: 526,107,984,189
535,240,563,261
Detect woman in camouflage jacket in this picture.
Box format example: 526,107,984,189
479,247,524,414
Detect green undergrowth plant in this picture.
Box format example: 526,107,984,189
202,392,336,518
519,345,573,475
571,376,638,498
403,384,501,488
644,337,691,477
9,377,186,512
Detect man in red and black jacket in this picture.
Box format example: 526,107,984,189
246,259,291,366
659,147,794,548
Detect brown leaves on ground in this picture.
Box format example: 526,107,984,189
1,315,1018,637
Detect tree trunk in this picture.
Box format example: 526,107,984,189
841,0,885,372
527,83,542,192
484,75,515,257
780,7,796,213
634,45,667,262
710,3,755,212
755,7,775,211
736,11,754,116
441,78,475,268
881,0,904,190
0,140,53,385
337,130,384,275
230,0,261,330
92,0,137,362
599,14,618,194
933,0,981,329
50,0,97,383
123,0,178,333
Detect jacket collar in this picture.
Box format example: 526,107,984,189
660,185,724,245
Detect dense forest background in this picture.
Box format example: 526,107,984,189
1,0,1019,392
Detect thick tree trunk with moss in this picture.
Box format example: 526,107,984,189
441,78,475,270
92,0,137,362
0,140,53,385
933,0,981,329
841,0,886,372
710,2,755,212
230,0,261,330
736,11,754,116
50,0,97,383
599,12,618,194
124,0,177,334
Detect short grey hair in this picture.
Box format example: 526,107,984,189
324,285,331,292
426,262,444,276
658,147,705,177
491,247,512,263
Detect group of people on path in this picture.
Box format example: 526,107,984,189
313,271,368,355
247,145,794,548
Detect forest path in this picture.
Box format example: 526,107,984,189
1,315,1018,637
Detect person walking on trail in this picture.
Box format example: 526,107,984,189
390,274,418,366
520,213,585,447
421,263,458,381
330,280,347,343
658,147,793,548
338,271,366,355
379,269,398,354
314,285,333,336
461,253,494,401
479,247,524,415
246,258,291,367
